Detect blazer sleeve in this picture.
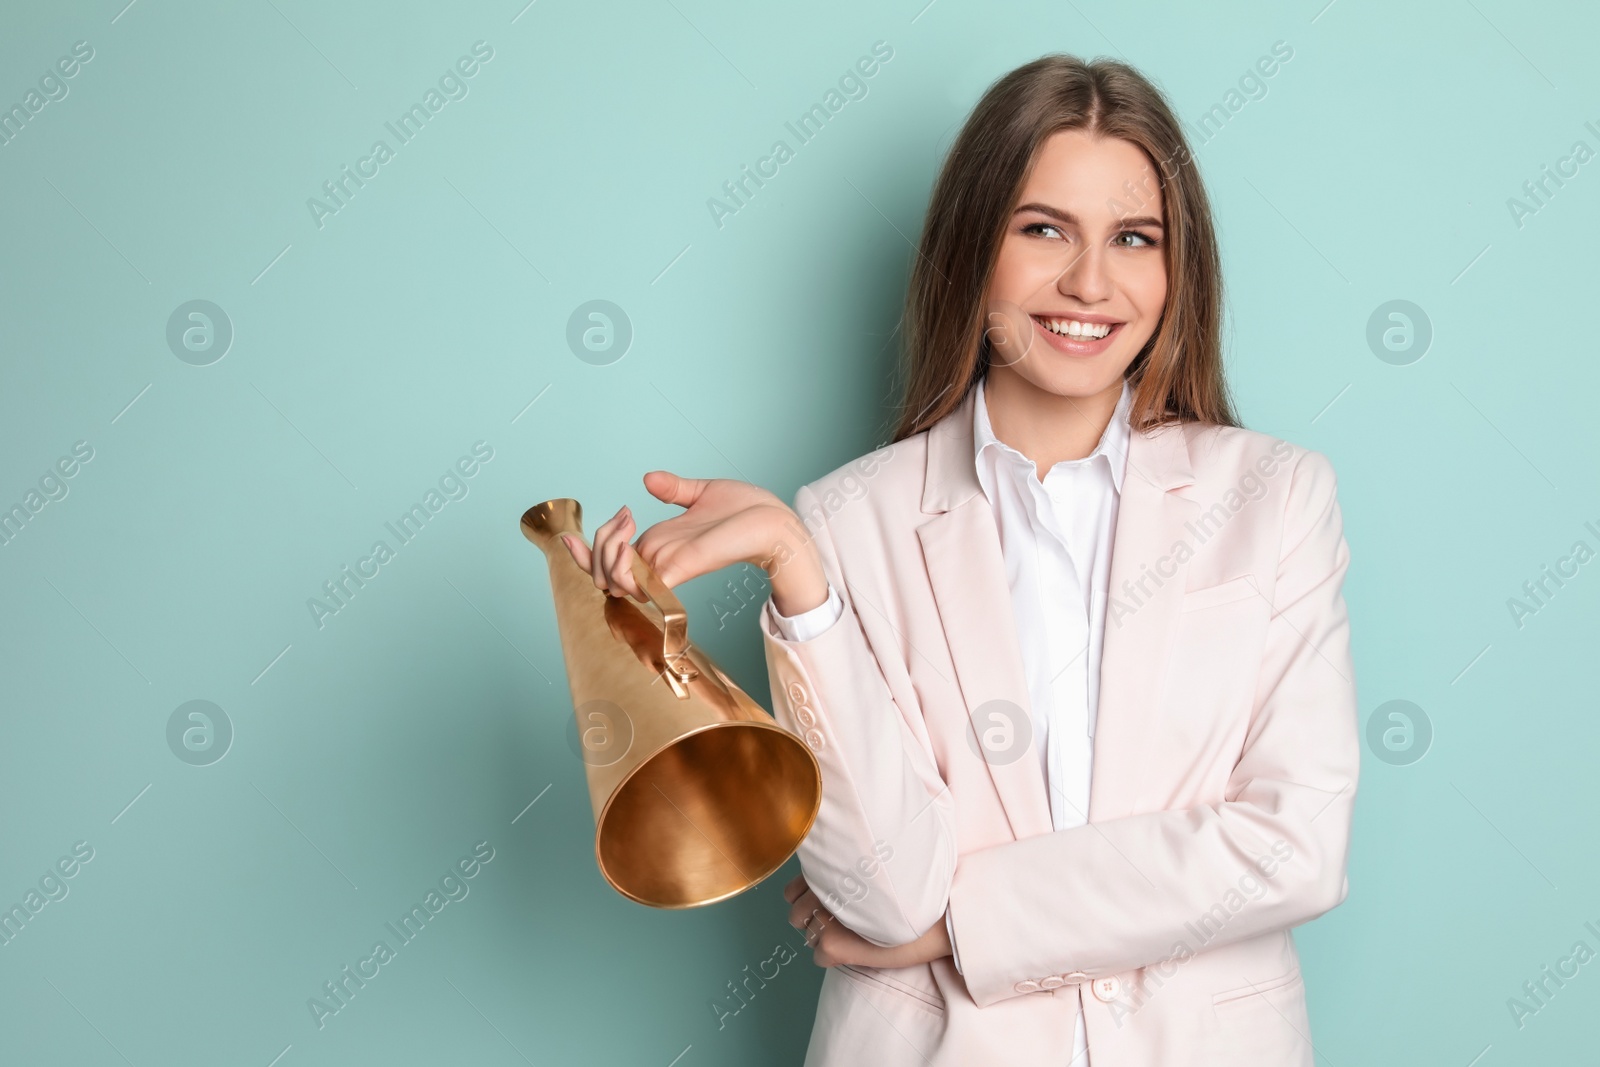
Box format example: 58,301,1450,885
945,448,1360,1007
760,482,958,948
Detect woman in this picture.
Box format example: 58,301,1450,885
563,54,1358,1067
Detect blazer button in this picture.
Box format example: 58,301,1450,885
1064,971,1088,981
795,705,816,728
1014,979,1041,993
1091,976,1122,1002
1039,975,1065,990
804,729,826,751
787,681,808,706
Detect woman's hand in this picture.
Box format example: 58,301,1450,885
784,874,953,969
561,471,827,615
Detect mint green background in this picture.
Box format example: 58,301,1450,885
3,1,1597,1064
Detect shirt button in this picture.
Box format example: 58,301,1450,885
804,729,826,751
1091,976,1122,1002
795,705,816,728
1039,975,1065,990
787,681,808,706
1014,979,1041,993
1063,971,1088,981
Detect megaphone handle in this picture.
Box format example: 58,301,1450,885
628,551,694,682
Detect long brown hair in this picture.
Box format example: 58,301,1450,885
889,54,1238,442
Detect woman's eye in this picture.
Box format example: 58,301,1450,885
1023,222,1066,240
1114,230,1159,247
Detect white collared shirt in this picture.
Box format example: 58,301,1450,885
771,375,1133,1066
972,372,1130,822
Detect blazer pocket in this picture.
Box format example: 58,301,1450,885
1180,575,1261,614
838,964,947,1017
1211,967,1303,1007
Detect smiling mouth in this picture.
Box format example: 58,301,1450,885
1032,315,1121,342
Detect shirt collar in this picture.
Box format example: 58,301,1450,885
972,374,1133,494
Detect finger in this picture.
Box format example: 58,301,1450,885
616,513,647,600
644,470,711,509
614,540,646,601
782,875,806,903
604,521,645,600
560,534,592,571
588,507,631,592
787,889,821,931
809,922,834,961
804,907,835,948
791,900,834,947
812,931,849,968
599,511,638,595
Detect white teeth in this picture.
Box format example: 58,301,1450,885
1042,317,1112,340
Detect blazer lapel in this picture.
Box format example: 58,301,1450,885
916,387,1053,841
918,498,1054,842
914,384,1199,841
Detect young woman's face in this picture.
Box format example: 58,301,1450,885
984,129,1167,400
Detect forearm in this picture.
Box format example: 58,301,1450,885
763,597,957,946
947,779,1354,1004
762,487,957,948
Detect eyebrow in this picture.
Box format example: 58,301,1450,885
1014,202,1164,230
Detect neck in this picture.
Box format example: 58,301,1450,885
983,364,1123,481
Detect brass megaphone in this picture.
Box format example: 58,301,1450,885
521,498,821,909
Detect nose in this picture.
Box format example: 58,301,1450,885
1056,243,1113,305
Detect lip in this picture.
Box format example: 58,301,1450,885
1030,314,1123,357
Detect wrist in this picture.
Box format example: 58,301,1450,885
763,509,827,617
768,555,826,617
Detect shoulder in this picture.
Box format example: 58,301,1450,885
788,434,929,539
1181,420,1337,492
1178,420,1344,545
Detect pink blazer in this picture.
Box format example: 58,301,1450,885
759,385,1358,1066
